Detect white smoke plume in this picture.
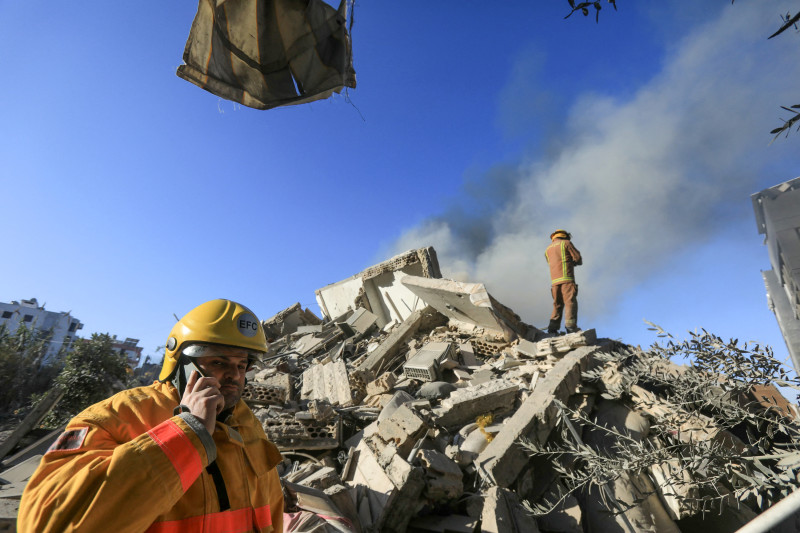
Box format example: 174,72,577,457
391,1,800,328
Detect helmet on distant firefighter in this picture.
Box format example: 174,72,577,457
550,229,572,241
159,299,268,382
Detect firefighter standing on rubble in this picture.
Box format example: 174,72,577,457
545,229,583,334
18,299,284,533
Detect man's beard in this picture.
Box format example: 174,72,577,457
220,380,243,410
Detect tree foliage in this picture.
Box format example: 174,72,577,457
520,325,800,520
43,333,131,427
0,322,60,415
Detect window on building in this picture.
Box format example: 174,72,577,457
23,314,33,322
1,311,11,319
69,322,77,332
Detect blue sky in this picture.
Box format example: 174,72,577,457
2,1,799,373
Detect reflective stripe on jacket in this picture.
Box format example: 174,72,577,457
545,238,583,285
18,381,283,533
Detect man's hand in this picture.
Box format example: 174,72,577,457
181,370,224,434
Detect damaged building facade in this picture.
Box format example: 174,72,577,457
3,246,800,532
753,176,800,373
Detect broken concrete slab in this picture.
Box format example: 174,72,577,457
432,379,519,430
315,247,441,329
358,306,446,375
347,440,426,533
476,344,606,488
400,275,537,342
262,302,321,340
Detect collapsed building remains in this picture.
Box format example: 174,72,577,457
2,246,800,532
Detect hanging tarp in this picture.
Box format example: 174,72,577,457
177,0,356,110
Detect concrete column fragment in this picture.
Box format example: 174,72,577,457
476,345,605,487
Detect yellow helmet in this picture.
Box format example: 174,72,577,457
159,299,268,381
550,229,571,240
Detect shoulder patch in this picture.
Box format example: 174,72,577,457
46,427,89,454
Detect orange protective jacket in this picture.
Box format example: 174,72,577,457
545,238,583,285
18,382,283,533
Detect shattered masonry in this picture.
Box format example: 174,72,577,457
2,245,800,532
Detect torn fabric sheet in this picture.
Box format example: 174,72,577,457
177,0,356,110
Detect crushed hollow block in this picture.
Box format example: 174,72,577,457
476,345,604,487
242,371,292,406
432,379,519,430
259,410,342,450
471,338,508,358
366,372,397,396
417,449,463,502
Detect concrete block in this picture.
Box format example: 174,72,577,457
481,486,540,533
377,404,429,457
258,409,342,450
476,345,604,488
515,338,538,358
432,379,519,430
459,342,481,367
417,449,463,502
347,307,379,336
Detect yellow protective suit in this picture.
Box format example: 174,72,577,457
18,381,284,533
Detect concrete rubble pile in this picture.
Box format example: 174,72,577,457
241,247,800,532
2,246,799,532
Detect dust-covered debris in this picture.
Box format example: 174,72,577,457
4,247,800,532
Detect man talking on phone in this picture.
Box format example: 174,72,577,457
19,299,284,533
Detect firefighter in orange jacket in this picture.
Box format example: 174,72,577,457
18,299,284,533
545,229,583,334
